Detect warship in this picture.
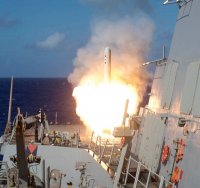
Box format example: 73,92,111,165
0,0,199,187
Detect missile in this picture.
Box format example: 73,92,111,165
104,47,111,83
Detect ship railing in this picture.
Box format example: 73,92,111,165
88,131,121,157
88,132,102,157
106,144,121,168
89,131,121,147
124,156,176,188
88,131,122,174
99,139,109,163
99,141,121,162
0,161,9,186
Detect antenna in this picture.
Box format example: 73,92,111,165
143,46,167,66
163,0,178,5
163,0,187,7
163,46,166,59
4,76,14,135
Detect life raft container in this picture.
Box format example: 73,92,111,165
176,138,186,163
171,166,183,184
161,144,170,164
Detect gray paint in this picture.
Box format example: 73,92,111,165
141,0,200,187
3,145,113,188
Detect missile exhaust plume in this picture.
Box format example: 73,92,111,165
68,17,154,135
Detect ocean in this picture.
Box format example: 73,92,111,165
0,78,81,135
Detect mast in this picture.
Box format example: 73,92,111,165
15,108,30,186
4,76,13,135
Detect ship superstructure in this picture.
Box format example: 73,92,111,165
131,0,200,187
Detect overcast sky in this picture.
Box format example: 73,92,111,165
0,0,178,78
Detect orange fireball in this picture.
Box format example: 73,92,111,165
73,80,138,135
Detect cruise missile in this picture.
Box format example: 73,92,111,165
104,47,111,83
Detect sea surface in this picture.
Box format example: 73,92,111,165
0,78,81,135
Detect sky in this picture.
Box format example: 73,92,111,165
0,0,178,78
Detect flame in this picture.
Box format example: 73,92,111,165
69,18,153,136
73,79,138,135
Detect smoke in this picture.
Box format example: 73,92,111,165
68,16,154,100
36,32,66,50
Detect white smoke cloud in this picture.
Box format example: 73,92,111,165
68,16,154,99
36,32,65,50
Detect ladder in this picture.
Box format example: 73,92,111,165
9,127,16,144
123,156,176,188
0,162,10,186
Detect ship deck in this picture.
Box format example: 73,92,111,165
10,124,93,147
